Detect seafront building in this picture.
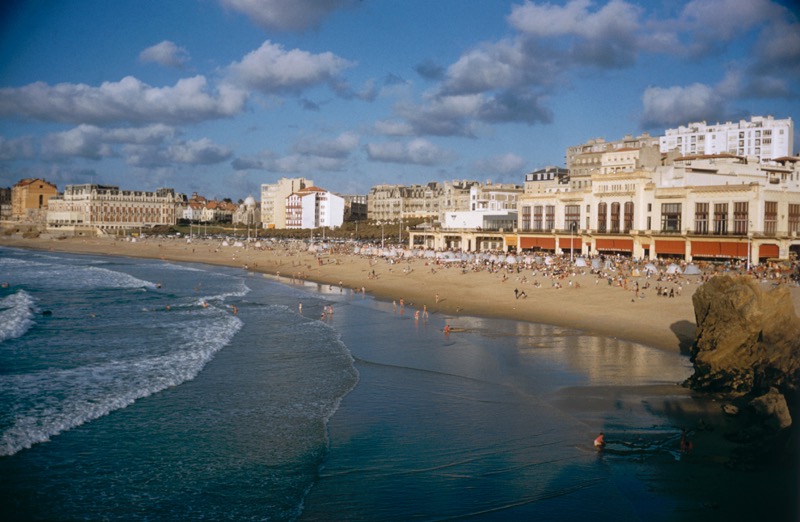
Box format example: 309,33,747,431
260,177,313,229
46,184,178,235
410,117,800,263
11,178,58,222
659,115,793,160
285,186,344,229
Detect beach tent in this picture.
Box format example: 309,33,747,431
574,257,587,267
544,256,553,266
591,258,602,270
683,264,701,275
234,241,244,248
666,263,682,274
221,240,229,247
644,263,658,273
505,255,517,264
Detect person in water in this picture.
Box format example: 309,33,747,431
679,428,693,453
594,432,606,450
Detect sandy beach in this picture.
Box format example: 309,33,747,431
4,234,799,355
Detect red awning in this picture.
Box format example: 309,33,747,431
655,239,685,255
519,236,556,249
595,238,633,251
758,244,779,259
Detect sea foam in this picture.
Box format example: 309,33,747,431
0,290,36,344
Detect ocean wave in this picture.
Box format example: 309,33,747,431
0,290,36,343
0,309,242,457
0,256,157,290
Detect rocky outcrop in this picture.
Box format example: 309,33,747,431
687,275,800,396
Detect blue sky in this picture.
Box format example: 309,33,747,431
1,0,799,200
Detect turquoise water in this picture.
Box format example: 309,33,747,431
5,246,786,520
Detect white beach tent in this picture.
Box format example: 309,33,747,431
683,264,702,275
591,258,602,270
666,263,682,274
574,257,588,267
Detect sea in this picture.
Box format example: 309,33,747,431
0,246,792,521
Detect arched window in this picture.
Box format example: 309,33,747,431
597,202,607,233
624,202,634,233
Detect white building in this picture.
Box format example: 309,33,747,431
260,177,313,229
660,115,794,160
285,186,344,229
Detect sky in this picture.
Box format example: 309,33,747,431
1,0,799,200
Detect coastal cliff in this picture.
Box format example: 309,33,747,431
687,275,800,468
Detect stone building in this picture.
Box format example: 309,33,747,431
47,184,177,235
11,178,58,221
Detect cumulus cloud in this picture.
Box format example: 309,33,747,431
42,124,176,160
126,138,232,167
678,0,784,50
0,76,247,125
641,83,727,128
138,40,190,68
373,120,413,136
220,0,355,31
227,40,353,94
365,139,453,166
292,131,359,159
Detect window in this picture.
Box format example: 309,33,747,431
610,202,621,233
597,202,607,233
733,202,749,235
533,205,543,231
661,203,682,232
521,206,531,231
713,203,728,235
764,201,777,235
545,205,555,230
565,205,580,232
789,204,800,234
624,202,634,233
695,203,709,234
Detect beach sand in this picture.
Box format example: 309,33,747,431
4,234,799,355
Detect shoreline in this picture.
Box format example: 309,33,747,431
3,234,800,355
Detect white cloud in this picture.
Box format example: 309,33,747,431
43,124,176,159
220,0,355,31
292,131,359,158
138,40,190,68
373,120,413,136
0,76,247,125
227,40,353,94
641,83,726,128
365,139,453,166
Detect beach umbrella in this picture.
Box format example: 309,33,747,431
574,257,587,267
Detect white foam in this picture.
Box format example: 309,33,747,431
0,309,243,457
0,290,36,343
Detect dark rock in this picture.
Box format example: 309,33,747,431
750,388,792,431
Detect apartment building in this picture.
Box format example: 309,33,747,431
285,186,344,229
260,177,313,229
659,115,793,160
47,184,177,234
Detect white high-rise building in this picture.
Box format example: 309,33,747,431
260,177,313,229
659,115,793,160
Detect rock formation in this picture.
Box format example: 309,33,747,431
688,275,800,397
